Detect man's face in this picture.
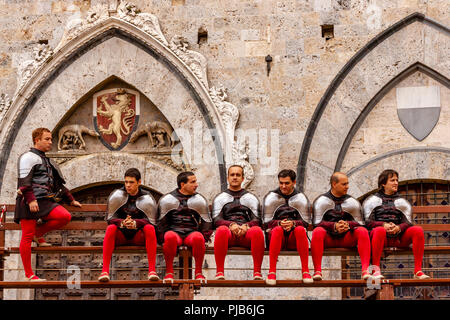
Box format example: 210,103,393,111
124,176,141,196
279,176,295,195
34,131,53,152
180,175,198,195
332,174,349,197
383,174,399,195
228,166,244,189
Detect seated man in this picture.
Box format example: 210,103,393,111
15,127,82,281
98,168,159,282
363,169,430,279
157,171,212,283
263,169,312,285
213,165,265,280
311,172,371,280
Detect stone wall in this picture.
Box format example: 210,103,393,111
0,0,448,300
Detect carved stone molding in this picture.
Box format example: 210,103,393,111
169,36,209,88
210,85,254,188
0,93,11,124
2,1,250,189
16,43,53,97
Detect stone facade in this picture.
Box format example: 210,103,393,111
0,0,448,300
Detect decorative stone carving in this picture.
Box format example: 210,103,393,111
0,93,11,125
16,44,53,94
210,85,254,188
54,4,109,52
117,2,168,46
169,36,209,88
58,124,100,151
129,120,175,149
153,155,186,172
232,138,255,189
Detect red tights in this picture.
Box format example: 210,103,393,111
371,226,425,273
268,226,309,274
20,205,71,278
311,227,371,272
214,225,265,274
163,231,205,275
101,224,157,274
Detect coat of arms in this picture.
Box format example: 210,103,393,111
93,88,140,150
396,86,441,141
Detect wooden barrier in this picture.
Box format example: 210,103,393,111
0,204,449,300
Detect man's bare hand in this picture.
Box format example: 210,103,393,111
280,219,294,231
70,200,82,208
384,222,400,235
335,220,349,233
29,200,39,213
121,215,137,229
229,223,241,237
238,224,249,237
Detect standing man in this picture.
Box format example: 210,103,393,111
310,172,371,280
15,128,82,281
157,171,211,283
212,165,265,280
363,169,430,279
98,168,159,282
263,169,312,285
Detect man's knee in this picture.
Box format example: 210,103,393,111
312,227,326,240
215,225,230,238
294,226,306,236
371,226,386,238
354,227,369,238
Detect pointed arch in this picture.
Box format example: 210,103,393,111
296,12,450,195
0,17,228,197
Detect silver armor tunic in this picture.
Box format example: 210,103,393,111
212,191,261,220
263,191,311,224
158,192,211,222
362,194,412,224
107,189,158,225
313,195,363,225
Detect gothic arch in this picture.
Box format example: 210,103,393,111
296,12,450,198
0,16,230,201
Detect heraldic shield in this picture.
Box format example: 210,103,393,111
396,86,441,142
93,88,140,150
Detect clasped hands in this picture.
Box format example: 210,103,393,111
121,215,137,229
334,220,350,233
279,219,294,232
229,223,249,238
383,222,401,235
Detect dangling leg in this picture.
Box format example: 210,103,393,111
213,226,231,279
134,225,159,280
292,226,312,283
311,227,327,280
162,231,182,282
370,227,387,279
400,226,429,278
266,226,285,285
245,226,265,280
185,231,206,281
99,224,127,281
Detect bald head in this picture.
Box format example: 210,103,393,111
330,172,349,197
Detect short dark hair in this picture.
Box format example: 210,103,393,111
124,168,141,181
177,171,195,188
227,165,244,177
32,127,51,144
278,169,296,182
378,169,399,191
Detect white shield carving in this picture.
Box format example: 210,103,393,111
396,86,441,141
